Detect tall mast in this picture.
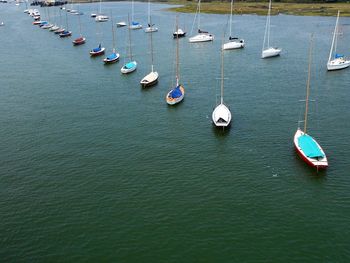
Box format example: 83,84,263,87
150,16,154,72
78,5,82,36
267,0,271,48
220,41,224,104
111,11,116,52
148,0,151,25
198,0,201,31
229,0,233,37
131,0,134,22
128,14,133,60
65,10,69,30
328,11,340,62
304,35,313,134
99,0,102,14
176,15,179,86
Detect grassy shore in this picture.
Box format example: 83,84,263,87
164,1,350,16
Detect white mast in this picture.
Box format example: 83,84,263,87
176,15,180,86
198,0,201,31
262,0,272,51
220,41,224,104
229,0,233,37
304,35,313,134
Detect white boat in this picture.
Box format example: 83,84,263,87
261,0,281,58
212,42,231,127
0,22,4,26
116,21,127,27
189,0,214,43
173,28,186,38
294,36,328,170
222,0,244,50
95,15,109,22
327,11,350,71
166,16,185,105
129,0,142,30
50,25,60,31
121,14,137,74
141,16,159,87
91,13,97,18
103,13,120,64
144,0,158,33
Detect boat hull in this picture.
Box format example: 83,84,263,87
327,58,350,71
89,47,105,56
73,37,86,46
262,47,281,58
222,40,245,50
212,103,232,127
293,129,328,169
121,61,137,74
59,31,72,37
103,53,120,64
144,26,158,33
129,24,142,30
166,85,185,105
140,71,159,87
189,33,214,43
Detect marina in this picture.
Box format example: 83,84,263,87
1,1,350,261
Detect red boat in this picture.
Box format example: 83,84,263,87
73,36,86,46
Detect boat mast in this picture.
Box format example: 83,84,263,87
150,16,154,72
111,11,116,53
229,0,233,38
131,0,134,22
78,5,82,36
328,10,340,62
220,41,224,104
198,0,201,31
99,0,102,14
148,0,151,25
304,35,313,134
263,0,271,50
65,10,69,30
128,14,133,60
176,15,180,86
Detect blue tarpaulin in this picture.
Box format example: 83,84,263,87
335,54,344,59
169,86,182,98
93,47,101,52
298,134,324,158
107,53,118,60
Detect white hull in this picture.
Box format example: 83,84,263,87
189,33,214,43
144,26,158,33
293,129,328,168
95,15,109,22
327,58,350,71
140,71,159,87
222,39,245,50
116,21,127,27
121,61,137,74
212,103,231,127
262,47,281,58
130,24,142,30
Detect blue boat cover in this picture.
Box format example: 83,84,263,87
298,134,324,158
335,53,344,59
169,86,182,98
93,47,101,52
125,62,135,69
107,53,118,60
132,21,139,25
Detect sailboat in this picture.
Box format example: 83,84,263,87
212,39,231,127
222,0,244,50
54,8,65,34
144,0,158,33
89,20,106,57
129,0,142,30
140,16,159,87
189,0,214,43
103,13,120,64
72,5,86,45
166,16,185,105
59,11,72,37
327,11,350,71
95,0,109,22
49,8,59,32
294,36,328,169
261,0,281,58
121,14,137,73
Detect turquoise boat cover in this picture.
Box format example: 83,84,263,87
169,86,182,98
298,134,324,158
125,62,135,69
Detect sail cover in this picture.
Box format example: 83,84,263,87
335,54,344,59
298,134,325,158
107,53,117,60
170,86,182,98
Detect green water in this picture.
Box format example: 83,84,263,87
1,2,350,261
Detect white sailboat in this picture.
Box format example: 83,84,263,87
294,36,328,169
121,14,137,74
95,0,109,22
261,0,281,58
129,0,142,30
222,0,244,50
144,0,158,33
166,16,185,105
212,41,231,128
327,11,350,71
104,13,120,64
141,16,159,87
189,0,214,43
